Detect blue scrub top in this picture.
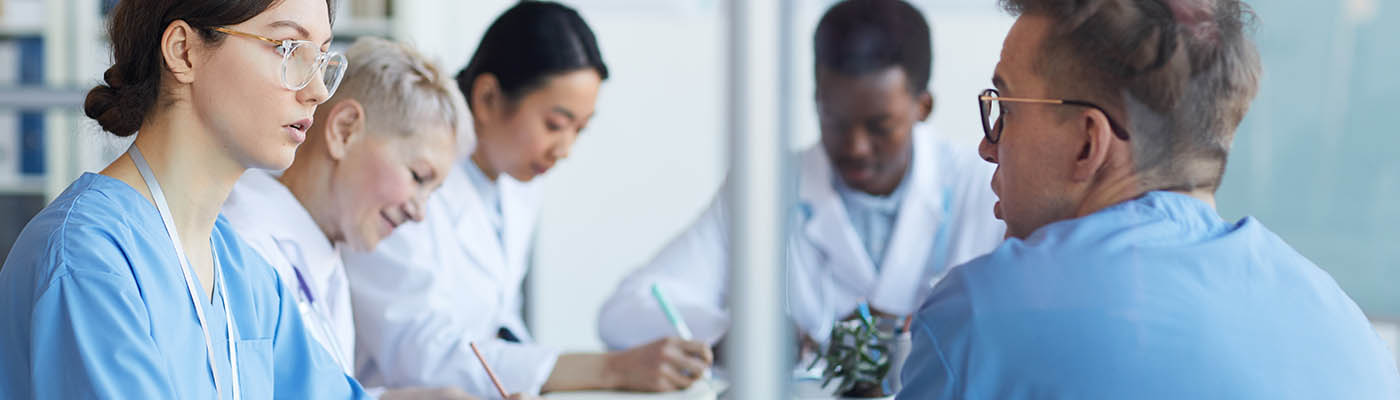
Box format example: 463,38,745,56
898,191,1400,399
0,173,366,399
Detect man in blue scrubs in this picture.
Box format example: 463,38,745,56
897,0,1400,398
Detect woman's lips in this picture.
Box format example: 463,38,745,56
284,118,312,144
284,125,306,143
379,212,398,236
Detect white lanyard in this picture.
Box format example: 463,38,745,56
129,146,241,400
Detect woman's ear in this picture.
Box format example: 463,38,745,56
471,74,503,125
324,100,366,161
161,20,200,84
1071,108,1116,182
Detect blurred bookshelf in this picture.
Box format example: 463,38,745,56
0,0,402,263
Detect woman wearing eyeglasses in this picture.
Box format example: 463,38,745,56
0,0,367,398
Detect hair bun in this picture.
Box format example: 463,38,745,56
84,84,134,137
84,67,152,137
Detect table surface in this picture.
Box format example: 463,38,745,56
541,378,896,400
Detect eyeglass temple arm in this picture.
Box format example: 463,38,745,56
979,96,1066,105
210,27,283,46
981,95,1130,140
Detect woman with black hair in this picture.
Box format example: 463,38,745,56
0,0,367,398
342,2,713,397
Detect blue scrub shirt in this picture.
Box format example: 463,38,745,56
0,173,366,399
898,191,1400,399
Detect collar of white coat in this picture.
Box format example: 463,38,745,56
796,123,950,316
225,169,343,288
436,157,539,221
430,156,542,280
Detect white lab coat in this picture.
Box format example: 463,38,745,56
341,158,555,398
222,170,357,374
598,125,1005,349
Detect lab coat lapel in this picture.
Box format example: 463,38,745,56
498,177,536,284
233,170,336,289
447,161,509,282
798,148,878,294
868,129,944,316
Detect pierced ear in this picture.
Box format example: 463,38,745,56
916,91,934,122
161,20,198,84
325,100,365,161
1071,109,1114,182
471,74,503,125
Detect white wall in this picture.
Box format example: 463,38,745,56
525,3,729,351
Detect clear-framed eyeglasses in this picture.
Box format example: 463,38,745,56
211,26,347,97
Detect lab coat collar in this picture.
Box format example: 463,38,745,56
442,157,538,283
445,158,509,281
797,125,947,315
228,170,343,287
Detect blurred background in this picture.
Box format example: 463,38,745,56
0,0,1393,367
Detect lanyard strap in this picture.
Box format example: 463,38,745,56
129,146,241,400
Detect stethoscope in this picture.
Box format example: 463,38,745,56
129,145,241,399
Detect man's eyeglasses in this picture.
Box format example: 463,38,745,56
978,88,1130,144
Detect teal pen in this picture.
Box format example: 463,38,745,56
653,283,715,384
651,283,693,340
857,302,876,331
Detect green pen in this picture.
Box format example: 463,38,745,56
651,283,693,340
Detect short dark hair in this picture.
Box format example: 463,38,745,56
1001,0,1261,191
84,0,335,137
814,0,932,95
456,1,609,112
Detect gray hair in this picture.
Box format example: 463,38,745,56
330,37,471,150
1000,0,1262,192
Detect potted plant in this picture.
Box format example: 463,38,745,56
811,316,896,398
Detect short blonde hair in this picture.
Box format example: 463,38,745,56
330,37,471,150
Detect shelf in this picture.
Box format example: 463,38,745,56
0,86,89,110
0,24,42,39
0,176,46,196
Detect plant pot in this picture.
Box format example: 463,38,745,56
885,330,912,393
840,380,892,398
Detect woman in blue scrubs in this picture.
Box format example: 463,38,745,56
0,0,366,398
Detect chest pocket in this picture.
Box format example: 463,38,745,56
235,338,274,399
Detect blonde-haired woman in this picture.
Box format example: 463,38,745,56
222,37,530,400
